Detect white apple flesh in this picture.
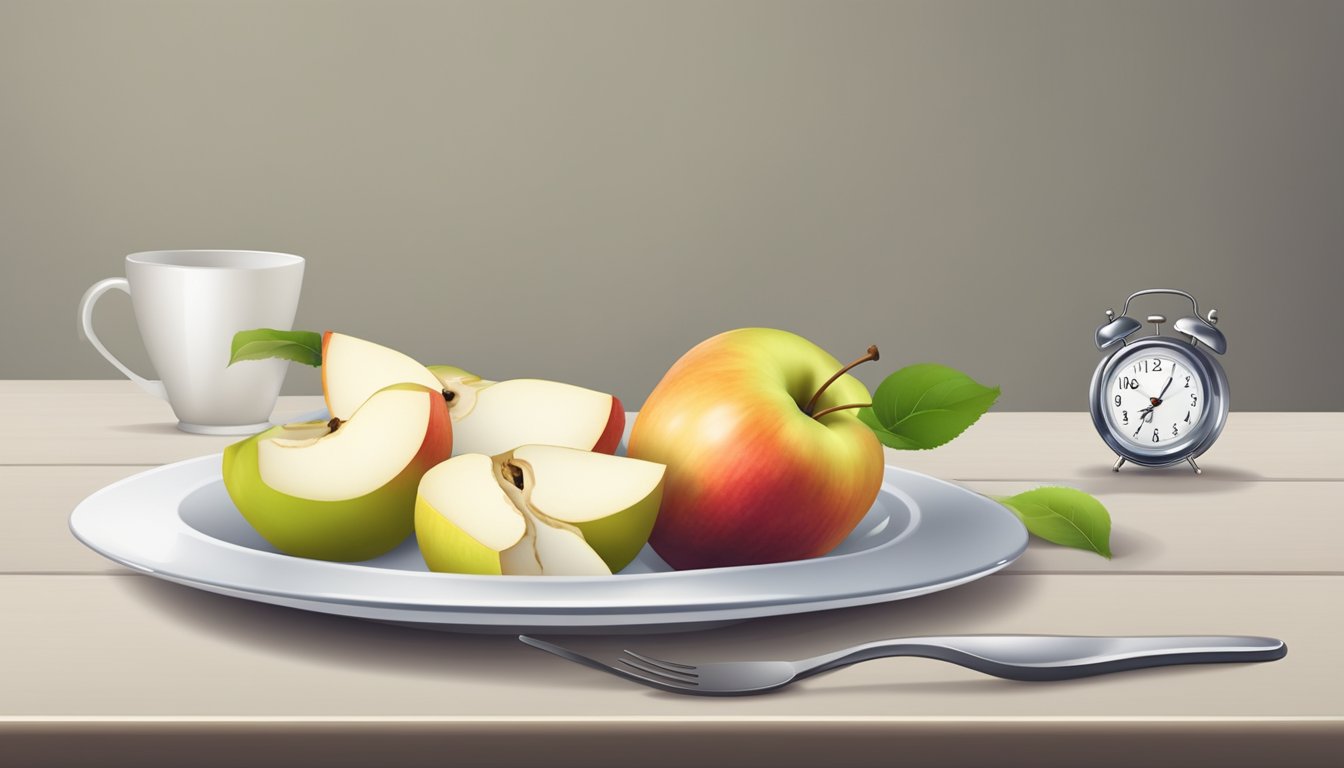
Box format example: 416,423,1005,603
223,383,453,561
321,331,443,422
430,368,625,456
311,331,624,456
414,445,665,576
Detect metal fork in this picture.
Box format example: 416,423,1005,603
518,634,1286,696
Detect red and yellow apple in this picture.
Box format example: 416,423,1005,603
628,328,884,569
222,382,453,561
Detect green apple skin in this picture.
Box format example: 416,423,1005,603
628,328,884,570
413,450,664,575
563,482,664,573
222,394,453,562
414,495,508,575
414,495,663,576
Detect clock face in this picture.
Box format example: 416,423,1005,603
1104,351,1207,451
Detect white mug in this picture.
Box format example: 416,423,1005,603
79,250,306,435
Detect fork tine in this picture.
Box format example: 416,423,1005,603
517,635,698,693
622,648,698,673
617,657,701,686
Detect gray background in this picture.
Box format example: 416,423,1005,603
2,0,1341,410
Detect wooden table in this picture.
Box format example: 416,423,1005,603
3,381,1341,767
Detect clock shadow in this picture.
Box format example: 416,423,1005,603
1072,465,1260,495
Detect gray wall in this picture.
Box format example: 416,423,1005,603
3,0,1341,410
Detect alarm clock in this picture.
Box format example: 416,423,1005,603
1089,288,1229,474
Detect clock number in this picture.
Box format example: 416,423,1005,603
1152,429,1160,442
1184,411,1191,423
1172,424,1179,436
1122,410,1129,424
1152,359,1162,371
1120,376,1139,390
1115,395,1122,407
1191,394,1198,406
1185,376,1191,388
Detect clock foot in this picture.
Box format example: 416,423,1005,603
1187,457,1202,475
1112,457,1126,472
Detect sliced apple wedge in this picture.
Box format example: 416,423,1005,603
313,331,622,455
428,366,624,456
223,382,453,561
321,331,443,421
415,444,665,576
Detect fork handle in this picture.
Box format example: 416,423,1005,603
799,635,1286,682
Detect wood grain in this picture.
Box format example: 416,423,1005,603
5,383,1341,480
3,381,1340,765
0,382,324,465
0,574,1332,721
884,412,1344,482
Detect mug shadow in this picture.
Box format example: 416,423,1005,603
110,422,184,436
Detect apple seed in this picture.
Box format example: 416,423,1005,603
505,462,525,490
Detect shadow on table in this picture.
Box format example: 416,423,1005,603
1071,464,1263,495
109,422,185,436
800,660,1243,699
121,570,1037,691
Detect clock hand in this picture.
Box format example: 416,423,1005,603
1139,364,1177,414
1133,405,1155,437
1158,363,1176,400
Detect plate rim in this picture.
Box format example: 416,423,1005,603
70,414,1028,628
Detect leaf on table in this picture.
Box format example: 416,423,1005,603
229,329,323,367
858,363,999,450
995,487,1113,558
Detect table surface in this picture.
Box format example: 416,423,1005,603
3,380,1341,767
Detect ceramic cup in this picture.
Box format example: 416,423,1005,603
78,250,305,435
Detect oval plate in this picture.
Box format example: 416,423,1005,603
70,413,1027,634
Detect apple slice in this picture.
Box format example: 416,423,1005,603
313,332,622,455
321,331,443,421
428,366,624,456
414,445,665,575
223,382,453,561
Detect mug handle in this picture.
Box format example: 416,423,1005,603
78,278,168,400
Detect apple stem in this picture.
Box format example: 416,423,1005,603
810,402,873,420
327,417,342,433
803,345,880,416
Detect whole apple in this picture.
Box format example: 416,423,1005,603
628,328,884,569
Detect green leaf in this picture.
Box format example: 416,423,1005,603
994,487,1113,558
859,363,999,450
856,408,923,449
228,329,323,367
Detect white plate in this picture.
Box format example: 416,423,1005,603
71,413,1027,634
